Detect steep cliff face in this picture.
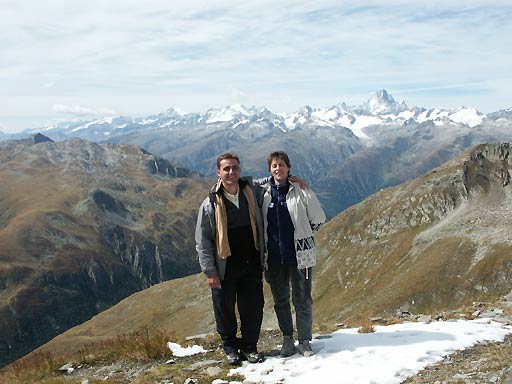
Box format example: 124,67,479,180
0,135,209,366
314,143,512,322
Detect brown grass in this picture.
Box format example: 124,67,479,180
86,328,176,361
0,327,245,384
357,321,375,334
343,311,377,334
0,328,179,384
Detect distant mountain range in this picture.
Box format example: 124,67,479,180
5,90,511,142
25,143,512,363
4,89,509,217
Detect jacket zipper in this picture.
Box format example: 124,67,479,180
277,187,284,264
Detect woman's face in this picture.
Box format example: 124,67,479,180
270,158,290,185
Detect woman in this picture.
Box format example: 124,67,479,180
262,151,326,357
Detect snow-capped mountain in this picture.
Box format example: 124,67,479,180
7,89,504,143
363,88,409,114
277,89,492,140
7,89,502,141
204,104,254,124
488,107,512,121
5,90,511,217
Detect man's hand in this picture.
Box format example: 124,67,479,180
289,175,308,189
207,275,221,288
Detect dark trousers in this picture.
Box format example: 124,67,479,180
267,264,313,341
211,262,264,354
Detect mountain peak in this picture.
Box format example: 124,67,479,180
204,104,255,124
448,106,485,127
298,105,314,115
160,107,186,117
377,88,392,100
364,89,408,115
32,133,54,144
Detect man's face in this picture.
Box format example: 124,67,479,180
217,158,241,188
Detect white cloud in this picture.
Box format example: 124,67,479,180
52,104,116,118
230,87,248,106
1,0,511,132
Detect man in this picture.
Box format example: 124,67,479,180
195,153,265,365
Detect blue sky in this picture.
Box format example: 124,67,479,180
1,0,511,132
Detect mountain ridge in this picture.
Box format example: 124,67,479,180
0,135,210,367
313,142,512,321
4,90,511,219
16,142,512,372
5,89,506,142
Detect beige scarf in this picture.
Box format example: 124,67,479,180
214,179,259,259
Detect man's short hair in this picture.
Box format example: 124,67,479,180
267,151,291,171
217,152,240,169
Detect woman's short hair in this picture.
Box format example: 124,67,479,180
267,151,291,171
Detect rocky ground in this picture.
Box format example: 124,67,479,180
403,334,512,384
403,300,512,384
43,299,512,384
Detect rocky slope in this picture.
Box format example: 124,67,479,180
9,143,511,372
317,116,512,216
3,139,512,373
0,135,210,366
314,143,512,322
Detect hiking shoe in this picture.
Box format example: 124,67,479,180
297,340,314,357
280,335,296,357
240,350,265,363
225,351,241,365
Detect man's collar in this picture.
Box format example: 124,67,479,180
214,177,247,194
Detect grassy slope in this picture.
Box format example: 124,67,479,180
313,146,512,323
4,143,512,374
